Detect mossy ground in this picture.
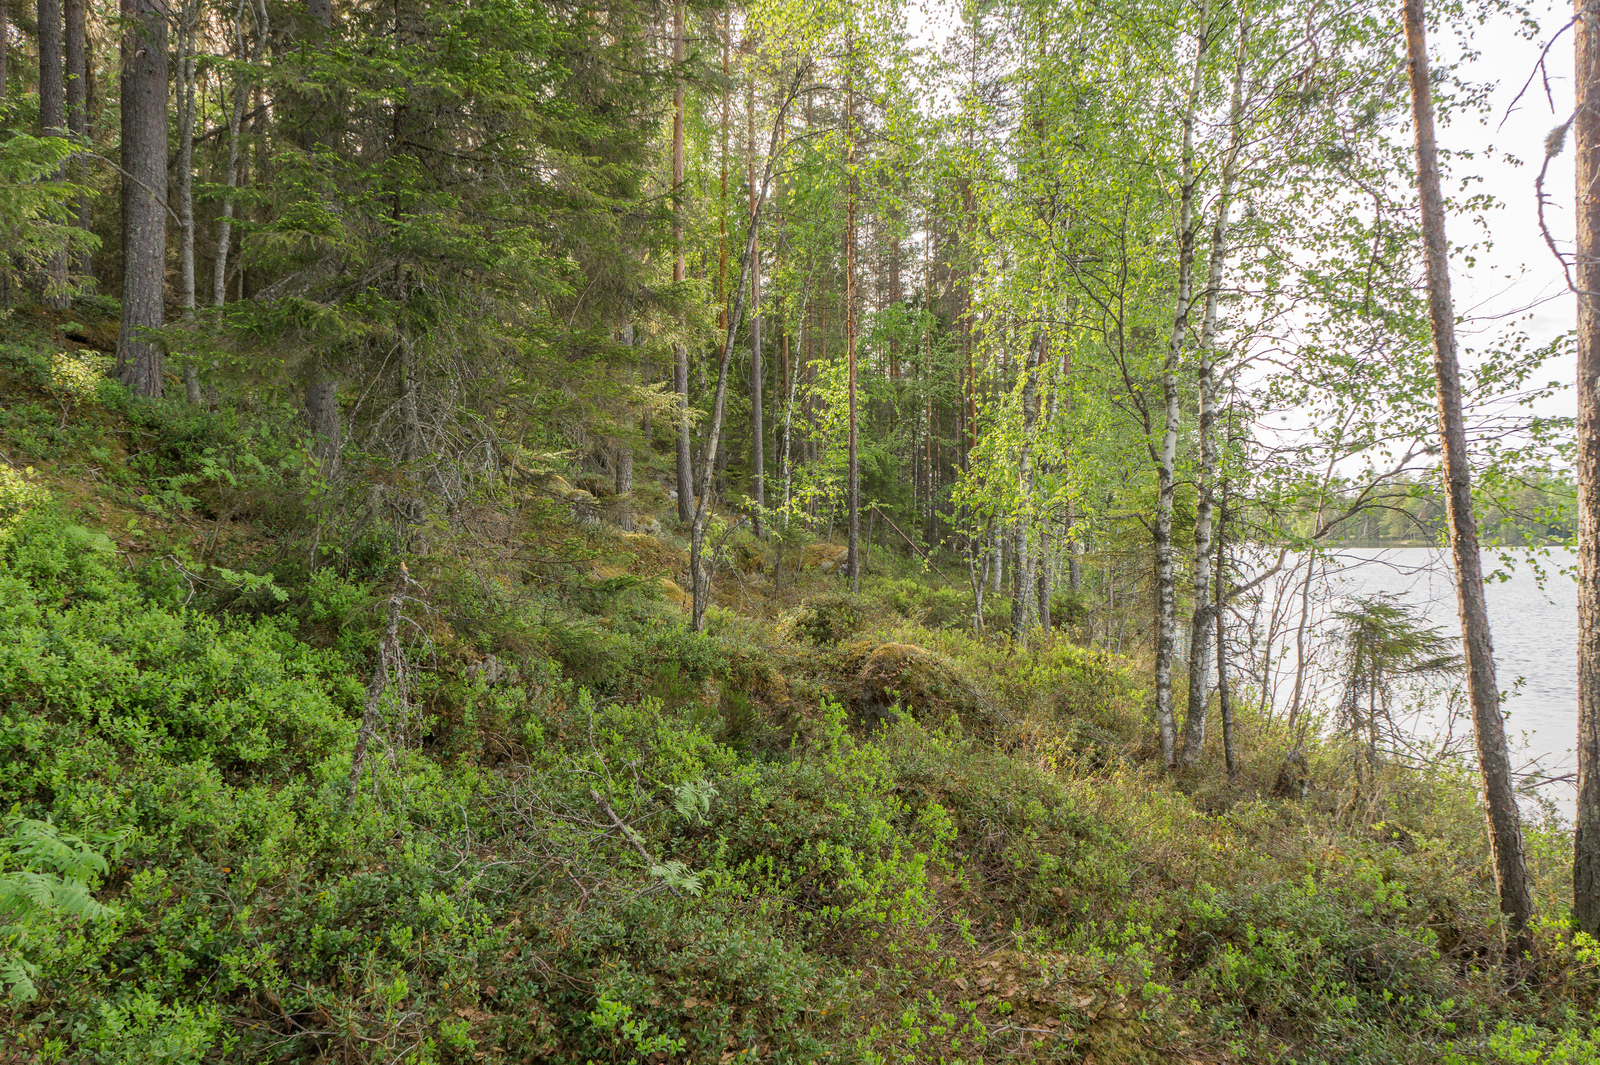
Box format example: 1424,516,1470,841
1,308,1598,1064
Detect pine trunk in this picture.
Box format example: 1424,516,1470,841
1578,0,1600,938
40,0,69,308
116,0,168,397
64,0,90,282
673,3,692,523
845,36,860,593
1404,0,1533,945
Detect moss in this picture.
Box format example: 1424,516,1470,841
848,640,991,736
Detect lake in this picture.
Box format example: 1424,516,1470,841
1298,547,1577,819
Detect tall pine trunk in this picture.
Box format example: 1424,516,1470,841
672,3,692,523
116,0,168,397
1578,0,1600,938
1404,0,1533,945
845,33,860,593
39,0,69,308
64,0,90,283
302,0,340,464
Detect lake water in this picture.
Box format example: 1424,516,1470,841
1307,547,1577,818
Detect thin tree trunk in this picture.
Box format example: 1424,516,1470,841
303,0,341,458
1013,333,1041,643
747,64,765,537
1404,0,1533,945
1286,553,1316,737
1,0,7,308
845,33,860,593
673,3,692,523
116,0,168,397
176,4,198,315
690,69,801,631
1066,498,1083,592
177,1,201,404
64,0,90,283
40,0,69,308
1217,485,1236,782
1181,14,1250,767
616,323,636,514
213,0,260,308
1157,1,1211,768
1578,0,1600,938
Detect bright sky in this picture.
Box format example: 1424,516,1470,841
1449,0,1576,363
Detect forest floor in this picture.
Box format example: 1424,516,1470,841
1,304,1598,1064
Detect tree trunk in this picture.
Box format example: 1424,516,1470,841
1066,499,1083,592
295,0,340,454
1216,487,1237,782
1578,0,1600,938
176,1,200,404
1181,13,1249,767
689,68,796,631
1012,333,1041,643
307,376,341,473
616,323,636,513
213,0,260,307
176,2,199,316
39,0,68,308
673,3,692,524
1156,1,1210,768
747,67,765,538
1404,0,1533,945
64,0,90,283
845,34,860,594
116,0,167,397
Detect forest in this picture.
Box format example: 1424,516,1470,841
3,0,1600,1061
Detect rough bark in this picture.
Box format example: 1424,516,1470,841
845,35,860,594
672,3,692,523
1156,2,1210,768
1578,0,1600,938
1404,0,1534,944
64,0,90,282
116,0,167,397
39,0,68,308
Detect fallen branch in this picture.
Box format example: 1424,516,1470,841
869,503,954,587
590,789,680,897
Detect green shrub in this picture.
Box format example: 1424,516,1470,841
784,591,865,645
879,577,970,629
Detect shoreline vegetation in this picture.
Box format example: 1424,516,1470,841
1,310,1597,1064
0,0,1597,1059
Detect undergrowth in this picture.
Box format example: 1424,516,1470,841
1,321,1598,1064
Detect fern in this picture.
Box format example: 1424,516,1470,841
0,810,124,1001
